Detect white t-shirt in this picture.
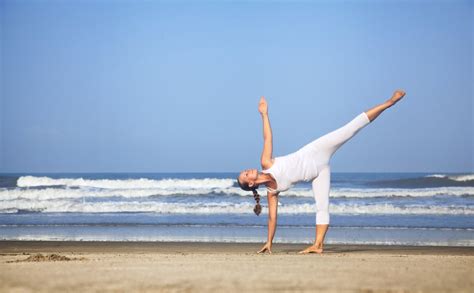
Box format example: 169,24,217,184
261,149,319,192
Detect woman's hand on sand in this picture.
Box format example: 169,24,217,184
257,242,272,254
258,96,268,115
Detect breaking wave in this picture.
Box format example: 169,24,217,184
17,176,235,189
425,174,474,182
0,200,472,215
368,173,474,188
4,176,473,200
1,186,473,201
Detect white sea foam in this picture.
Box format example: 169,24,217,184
426,173,474,182
449,174,474,182
1,185,473,201
291,187,474,198
1,236,472,246
17,176,235,189
0,187,232,200
425,174,447,178
1,200,472,215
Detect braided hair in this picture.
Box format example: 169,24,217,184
237,177,262,216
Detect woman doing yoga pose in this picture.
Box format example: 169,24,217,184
237,90,406,254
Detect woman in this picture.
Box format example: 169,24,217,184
237,90,406,254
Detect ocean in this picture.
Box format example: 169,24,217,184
0,172,473,246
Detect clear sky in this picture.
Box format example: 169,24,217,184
0,0,472,173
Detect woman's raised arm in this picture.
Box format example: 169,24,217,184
258,96,273,169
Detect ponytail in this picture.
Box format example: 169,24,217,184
252,189,262,216
237,176,262,216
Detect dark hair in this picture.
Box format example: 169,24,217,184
237,177,262,216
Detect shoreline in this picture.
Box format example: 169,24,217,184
1,240,474,255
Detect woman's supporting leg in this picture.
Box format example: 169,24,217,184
299,165,331,254
365,90,405,122
313,165,331,225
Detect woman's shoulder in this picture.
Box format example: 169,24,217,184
266,186,279,194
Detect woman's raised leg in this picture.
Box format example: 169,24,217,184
295,90,406,166
307,89,406,161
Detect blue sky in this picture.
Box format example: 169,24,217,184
0,0,472,173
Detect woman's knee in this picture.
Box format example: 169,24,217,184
316,211,330,224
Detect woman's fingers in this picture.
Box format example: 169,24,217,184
257,245,272,254
258,96,268,114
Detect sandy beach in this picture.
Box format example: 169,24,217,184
0,241,472,292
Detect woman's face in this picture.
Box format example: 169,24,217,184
239,168,259,187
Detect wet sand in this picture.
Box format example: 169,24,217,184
1,241,473,292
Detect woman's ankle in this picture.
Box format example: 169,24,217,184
313,241,324,249
384,99,395,108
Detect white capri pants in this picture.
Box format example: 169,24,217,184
300,112,371,224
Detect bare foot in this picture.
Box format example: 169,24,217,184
389,89,406,105
298,244,323,254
